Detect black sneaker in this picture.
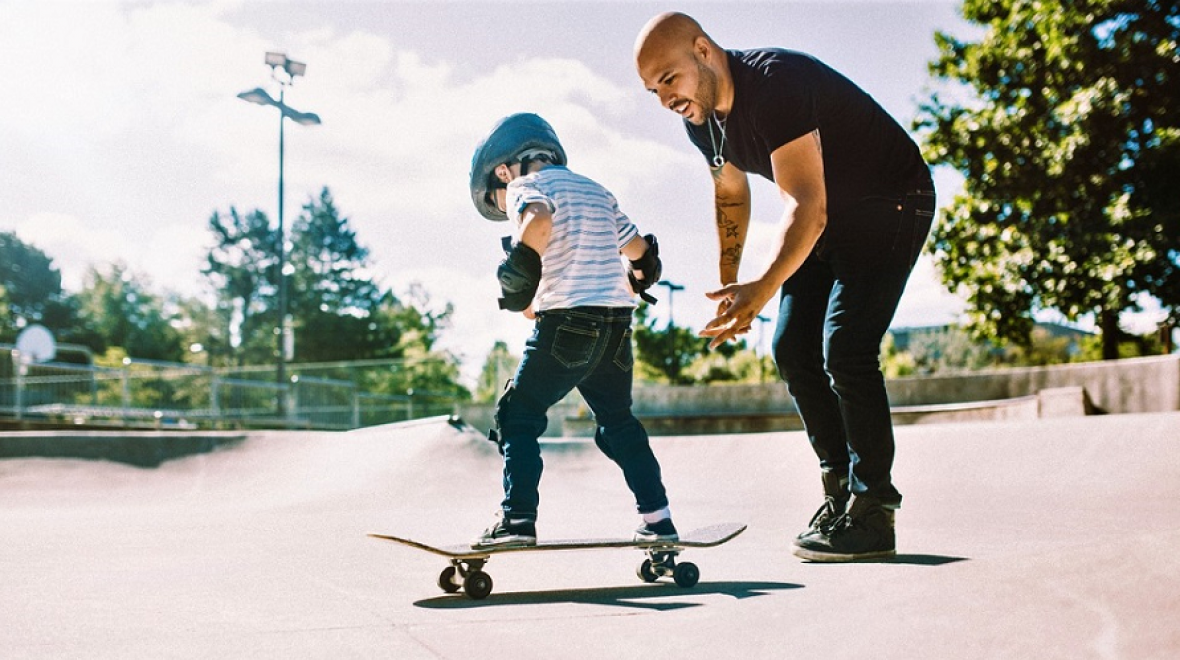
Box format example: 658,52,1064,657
794,497,848,544
472,513,537,549
634,517,679,542
795,469,850,543
793,495,896,562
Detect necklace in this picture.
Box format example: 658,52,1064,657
706,112,728,169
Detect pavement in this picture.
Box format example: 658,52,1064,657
2,412,1179,659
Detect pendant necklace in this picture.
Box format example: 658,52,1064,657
707,112,728,169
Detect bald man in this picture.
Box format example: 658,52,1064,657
636,12,935,562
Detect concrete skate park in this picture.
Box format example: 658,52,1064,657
3,357,1180,658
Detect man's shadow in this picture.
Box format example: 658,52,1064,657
414,580,803,610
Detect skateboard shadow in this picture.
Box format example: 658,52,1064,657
798,553,968,566
414,580,803,611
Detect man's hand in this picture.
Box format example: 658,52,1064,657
700,279,775,349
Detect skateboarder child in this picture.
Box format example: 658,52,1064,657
469,113,676,548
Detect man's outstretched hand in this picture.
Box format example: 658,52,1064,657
700,280,774,349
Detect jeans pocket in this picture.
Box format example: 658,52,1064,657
902,190,937,266
552,320,598,368
612,327,634,372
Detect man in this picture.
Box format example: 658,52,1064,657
635,12,935,561
468,113,677,548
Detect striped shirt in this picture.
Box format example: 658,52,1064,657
506,166,639,312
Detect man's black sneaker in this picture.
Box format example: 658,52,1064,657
794,497,848,543
634,517,679,542
472,514,537,549
794,469,850,543
793,495,896,562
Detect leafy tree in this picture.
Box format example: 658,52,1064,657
0,231,63,342
203,206,278,366
916,0,1180,359
202,190,469,400
475,340,520,403
74,263,184,362
632,303,708,384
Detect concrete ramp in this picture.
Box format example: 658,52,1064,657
1,412,1178,658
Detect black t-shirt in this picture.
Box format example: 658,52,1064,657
686,49,931,215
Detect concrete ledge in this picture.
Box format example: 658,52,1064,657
564,387,1096,436
0,431,248,467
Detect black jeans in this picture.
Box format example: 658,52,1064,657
494,307,670,521
772,187,936,507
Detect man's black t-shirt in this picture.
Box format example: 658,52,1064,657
686,49,931,216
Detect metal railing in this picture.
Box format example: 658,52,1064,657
0,347,462,430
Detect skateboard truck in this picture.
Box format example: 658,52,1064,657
637,547,700,588
439,556,494,600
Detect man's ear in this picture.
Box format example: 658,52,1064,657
693,35,712,62
495,164,513,184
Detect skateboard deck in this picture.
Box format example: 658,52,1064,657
369,522,746,600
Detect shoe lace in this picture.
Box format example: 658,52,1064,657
808,499,844,533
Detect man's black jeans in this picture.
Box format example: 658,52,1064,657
773,186,936,507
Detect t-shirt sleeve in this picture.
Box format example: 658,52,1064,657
750,64,818,154
506,180,554,222
608,192,640,249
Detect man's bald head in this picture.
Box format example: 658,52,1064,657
634,12,731,123
633,12,717,67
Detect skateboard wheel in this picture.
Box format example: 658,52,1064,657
437,566,461,593
463,570,494,599
637,558,659,583
673,562,700,588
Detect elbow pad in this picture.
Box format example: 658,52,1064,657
496,242,542,312
628,233,662,304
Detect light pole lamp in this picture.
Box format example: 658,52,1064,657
237,52,321,403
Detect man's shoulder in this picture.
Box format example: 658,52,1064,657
731,48,817,71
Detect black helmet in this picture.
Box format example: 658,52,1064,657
469,113,567,221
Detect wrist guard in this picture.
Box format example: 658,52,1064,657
628,233,662,304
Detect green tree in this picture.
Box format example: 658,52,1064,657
0,231,100,353
916,0,1180,359
203,206,277,366
0,231,62,341
288,188,386,362
74,263,184,362
632,304,708,384
475,340,520,403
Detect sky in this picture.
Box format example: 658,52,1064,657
2,0,987,382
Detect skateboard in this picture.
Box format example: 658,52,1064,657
368,522,746,600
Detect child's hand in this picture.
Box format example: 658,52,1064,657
523,305,536,320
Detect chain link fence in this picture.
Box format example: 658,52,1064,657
0,346,464,431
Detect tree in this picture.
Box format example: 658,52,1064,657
203,206,278,366
916,0,1180,359
287,188,385,362
0,231,63,342
475,340,520,403
201,189,470,400
74,263,185,362
632,304,708,384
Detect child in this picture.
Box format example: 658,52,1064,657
468,113,676,548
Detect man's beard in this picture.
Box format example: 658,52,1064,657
690,59,719,125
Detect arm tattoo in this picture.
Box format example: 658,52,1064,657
811,129,822,157
721,243,743,267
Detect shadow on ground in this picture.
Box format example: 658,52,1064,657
414,580,804,610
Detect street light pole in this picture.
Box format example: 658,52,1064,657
237,52,321,413
656,280,685,382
